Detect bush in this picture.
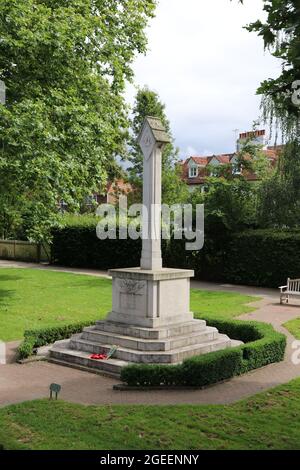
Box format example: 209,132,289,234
180,348,242,387
120,318,286,387
222,229,300,288
52,221,300,288
51,223,142,269
203,316,286,373
18,321,93,359
18,336,36,360
121,364,183,387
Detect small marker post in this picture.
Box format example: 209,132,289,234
49,383,61,400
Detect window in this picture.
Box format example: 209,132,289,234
189,166,198,178
210,169,218,177
232,164,242,175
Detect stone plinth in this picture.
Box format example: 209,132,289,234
49,267,242,376
107,268,194,328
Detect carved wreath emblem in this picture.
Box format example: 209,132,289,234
119,279,145,295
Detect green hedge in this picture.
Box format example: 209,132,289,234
222,229,300,287
51,222,300,288
121,348,242,387
51,224,142,269
120,318,286,387
166,229,300,287
18,322,93,359
202,316,287,373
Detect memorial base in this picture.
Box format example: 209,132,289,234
49,268,241,377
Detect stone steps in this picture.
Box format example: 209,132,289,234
106,311,194,328
49,340,128,376
48,316,242,376
80,326,219,351
94,319,207,340
68,333,232,364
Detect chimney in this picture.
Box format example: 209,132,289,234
237,129,266,151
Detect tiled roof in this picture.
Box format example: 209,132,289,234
189,156,210,166
181,146,283,185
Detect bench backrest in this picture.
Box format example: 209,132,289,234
287,278,300,292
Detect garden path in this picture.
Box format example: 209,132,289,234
0,260,300,407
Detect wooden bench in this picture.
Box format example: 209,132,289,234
279,278,300,304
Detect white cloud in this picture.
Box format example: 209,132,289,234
126,0,281,157
185,145,199,157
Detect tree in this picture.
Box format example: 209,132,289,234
239,0,300,139
129,87,177,176
190,177,257,233
0,0,156,241
237,1,300,226
257,140,300,227
128,86,188,204
188,135,271,233
236,138,273,180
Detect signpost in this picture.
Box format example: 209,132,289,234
49,383,61,400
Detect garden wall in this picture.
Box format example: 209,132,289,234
0,240,50,263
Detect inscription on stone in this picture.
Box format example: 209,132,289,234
119,279,145,310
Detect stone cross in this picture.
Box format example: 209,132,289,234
0,80,6,105
138,116,171,271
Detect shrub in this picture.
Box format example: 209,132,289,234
52,222,300,288
120,318,286,387
240,332,286,373
203,316,286,373
223,229,300,288
121,364,183,387
18,336,36,360
18,321,93,359
180,348,242,387
51,223,142,269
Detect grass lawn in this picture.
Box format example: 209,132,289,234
283,317,300,339
0,268,258,341
0,378,300,450
190,289,257,320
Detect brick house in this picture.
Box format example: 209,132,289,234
181,130,282,192
59,178,133,211
98,178,134,205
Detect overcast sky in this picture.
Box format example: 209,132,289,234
126,0,281,158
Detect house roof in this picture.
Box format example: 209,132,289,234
181,146,283,185
188,154,234,166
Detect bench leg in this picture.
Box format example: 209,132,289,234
280,293,288,305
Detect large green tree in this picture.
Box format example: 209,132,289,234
129,86,179,175
128,86,188,204
245,0,300,138
235,1,300,227
0,0,156,241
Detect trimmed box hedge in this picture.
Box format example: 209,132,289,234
18,322,93,359
120,318,286,387
202,316,287,373
18,315,286,387
222,229,300,288
121,348,242,387
51,223,142,269
51,222,300,288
